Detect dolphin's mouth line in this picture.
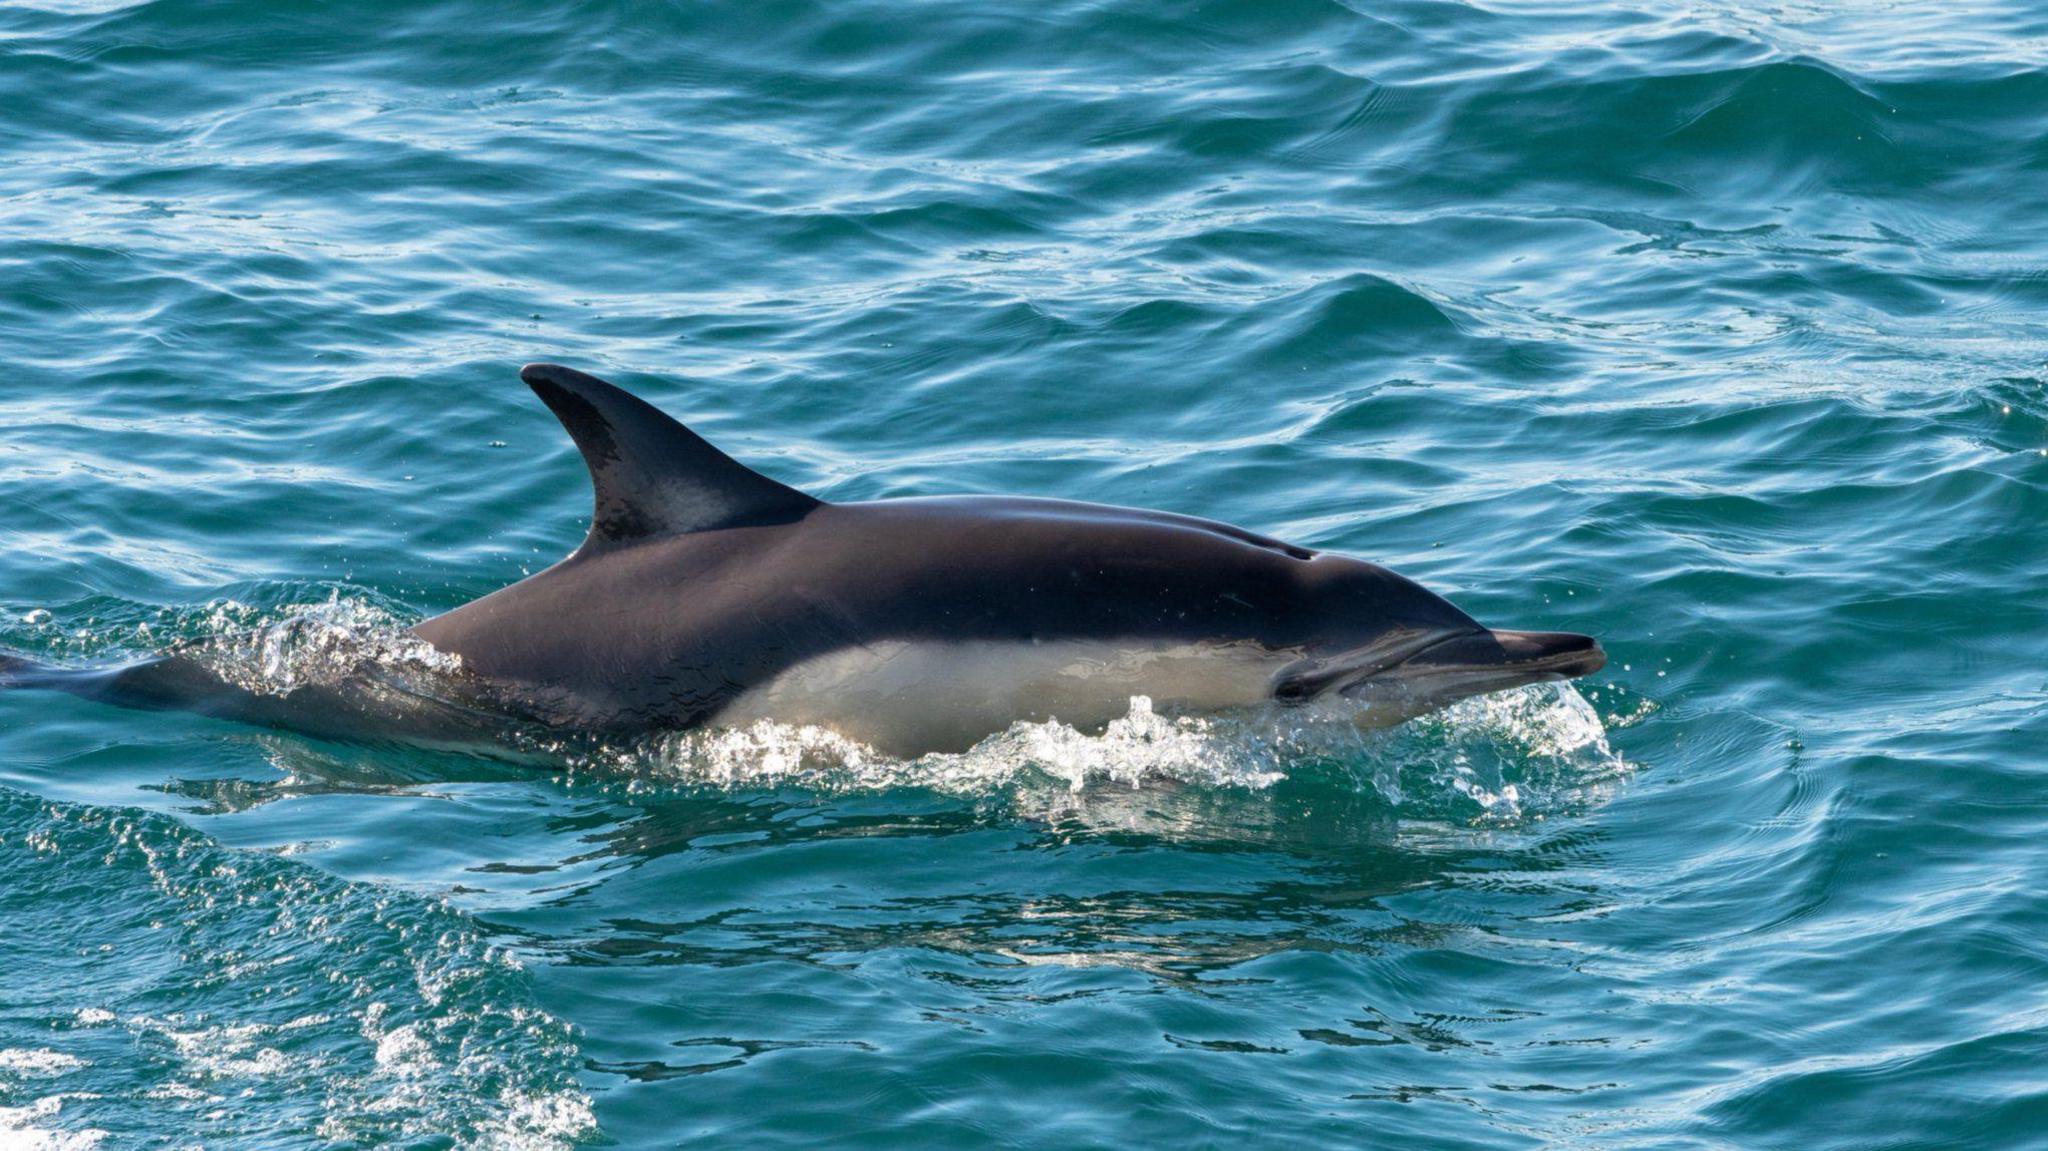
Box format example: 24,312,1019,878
1501,646,1606,676
1283,627,1605,704
1272,627,1485,701
1370,629,1482,672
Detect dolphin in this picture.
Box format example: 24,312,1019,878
1,363,1604,757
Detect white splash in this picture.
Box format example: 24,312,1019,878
0,1050,86,1076
0,1053,102,1151
1389,681,1632,822
605,682,1630,826
188,593,461,697
627,694,1314,796
0,1097,105,1151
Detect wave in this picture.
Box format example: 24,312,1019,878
0,785,591,1150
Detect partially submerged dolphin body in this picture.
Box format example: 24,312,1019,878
2,364,1604,756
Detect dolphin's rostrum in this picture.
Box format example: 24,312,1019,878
2,364,1604,756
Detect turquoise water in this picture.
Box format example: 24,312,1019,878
2,0,2046,1145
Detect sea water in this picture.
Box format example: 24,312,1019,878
2,1,2045,1146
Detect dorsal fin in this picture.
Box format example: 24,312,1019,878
520,362,820,554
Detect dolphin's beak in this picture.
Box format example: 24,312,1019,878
1335,627,1605,703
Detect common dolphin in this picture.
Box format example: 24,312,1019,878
1,363,1604,756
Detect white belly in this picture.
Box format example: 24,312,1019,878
713,639,1297,755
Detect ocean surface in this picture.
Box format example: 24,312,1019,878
2,1,2045,1147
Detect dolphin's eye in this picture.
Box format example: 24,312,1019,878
1274,677,1314,703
